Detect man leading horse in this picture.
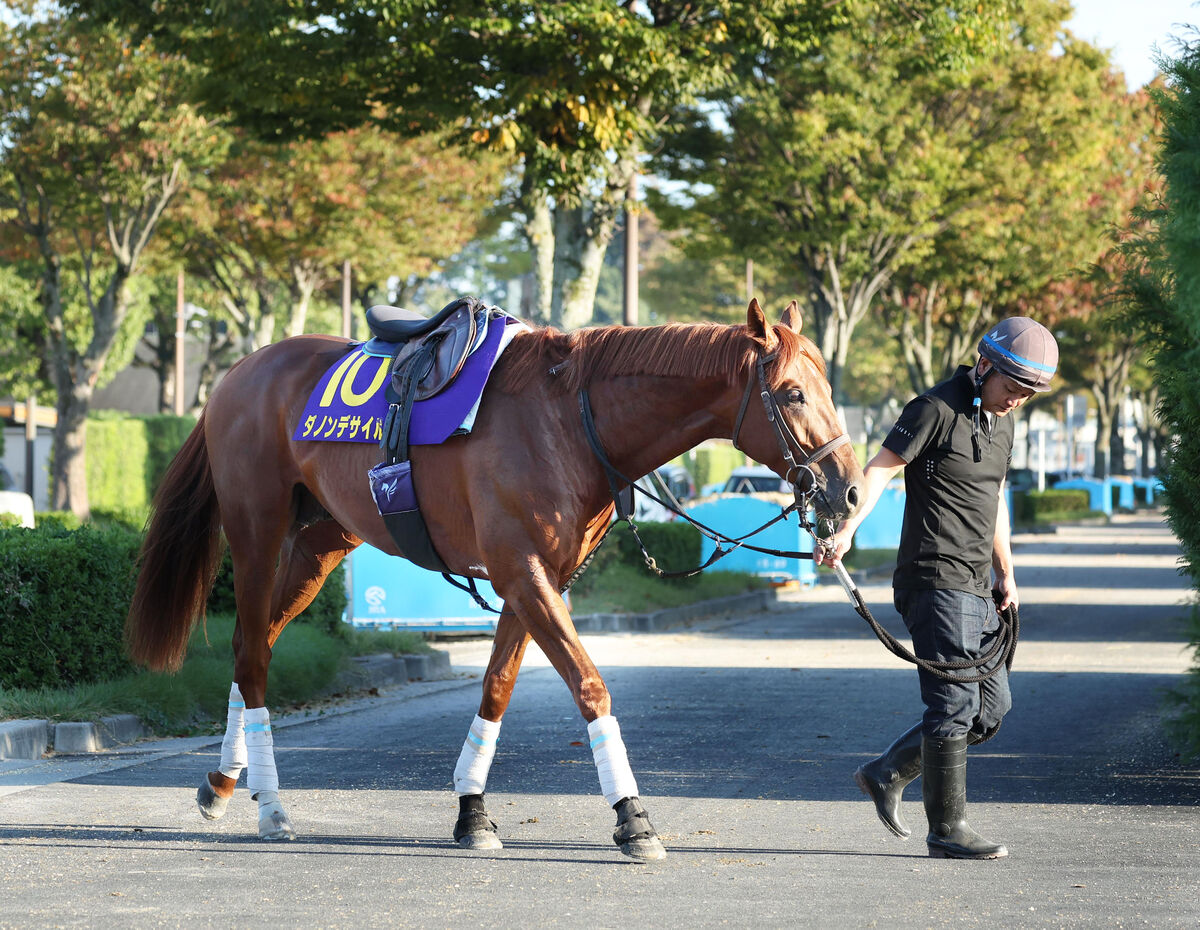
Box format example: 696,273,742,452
818,317,1059,860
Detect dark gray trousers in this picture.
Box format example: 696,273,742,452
894,587,1012,740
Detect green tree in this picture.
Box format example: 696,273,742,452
73,1,1012,330
0,14,224,516
1122,35,1200,756
167,125,507,386
655,0,1118,399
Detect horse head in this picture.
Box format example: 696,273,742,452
735,299,864,523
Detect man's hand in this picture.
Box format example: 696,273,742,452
993,576,1018,614
815,524,853,567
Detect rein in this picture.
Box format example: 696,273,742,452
578,348,851,579
578,349,1017,691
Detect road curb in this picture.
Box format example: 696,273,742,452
0,719,49,760
0,649,457,760
0,714,149,759
572,588,780,633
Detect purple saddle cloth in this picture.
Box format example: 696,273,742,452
293,315,514,445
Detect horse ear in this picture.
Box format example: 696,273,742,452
746,298,776,349
780,300,803,334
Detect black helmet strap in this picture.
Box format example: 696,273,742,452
971,362,990,464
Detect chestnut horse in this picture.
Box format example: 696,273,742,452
126,298,863,860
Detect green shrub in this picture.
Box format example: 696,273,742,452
143,414,197,490
1015,488,1091,522
34,510,82,532
0,524,140,689
206,550,349,638
85,412,195,521
687,443,746,492
86,413,152,516
573,520,703,594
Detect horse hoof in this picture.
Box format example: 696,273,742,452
454,794,502,851
456,831,504,851
196,779,230,821
258,800,296,841
612,796,667,861
620,835,667,862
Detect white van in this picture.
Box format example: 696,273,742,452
721,465,789,495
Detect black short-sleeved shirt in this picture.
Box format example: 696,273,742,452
882,366,1013,596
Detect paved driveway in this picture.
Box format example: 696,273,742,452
0,513,1195,928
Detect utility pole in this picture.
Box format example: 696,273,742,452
623,173,638,326
174,269,186,416
24,395,36,498
745,258,754,303
342,260,353,339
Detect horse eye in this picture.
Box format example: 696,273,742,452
784,388,805,405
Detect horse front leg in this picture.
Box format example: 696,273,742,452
497,570,666,861
452,609,529,850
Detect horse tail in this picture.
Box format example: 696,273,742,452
126,411,224,672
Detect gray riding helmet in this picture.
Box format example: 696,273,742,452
978,317,1058,392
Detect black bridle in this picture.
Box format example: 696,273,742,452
578,348,851,578
730,351,850,513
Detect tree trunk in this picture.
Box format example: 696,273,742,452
520,186,555,326
193,320,238,410
1092,394,1114,479
552,200,621,331
50,383,91,516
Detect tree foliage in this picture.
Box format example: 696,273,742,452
71,0,1017,330
654,0,1128,399
1121,34,1200,758
0,13,225,515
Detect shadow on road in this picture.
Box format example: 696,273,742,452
65,665,1199,809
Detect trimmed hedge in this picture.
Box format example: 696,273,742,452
686,442,746,492
0,524,139,689
206,550,349,638
86,412,196,519
1015,488,1091,523
573,520,703,594
0,518,351,691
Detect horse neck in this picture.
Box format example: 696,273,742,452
587,375,732,478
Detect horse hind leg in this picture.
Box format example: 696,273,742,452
198,518,359,838
197,682,248,820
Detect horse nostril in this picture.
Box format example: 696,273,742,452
845,485,861,512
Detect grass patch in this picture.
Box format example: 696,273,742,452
1024,509,1105,526
346,627,432,656
0,613,353,736
569,561,769,614
842,547,897,572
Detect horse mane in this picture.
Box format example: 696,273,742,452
493,320,824,395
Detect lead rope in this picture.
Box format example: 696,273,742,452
820,552,1019,687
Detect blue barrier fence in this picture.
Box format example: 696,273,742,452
344,543,500,632
684,496,816,586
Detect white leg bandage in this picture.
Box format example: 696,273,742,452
453,715,502,796
244,705,279,798
589,715,639,807
218,683,248,780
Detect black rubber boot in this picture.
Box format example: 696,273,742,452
922,735,1008,859
854,722,923,838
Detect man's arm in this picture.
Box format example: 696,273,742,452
814,446,906,566
991,481,1018,611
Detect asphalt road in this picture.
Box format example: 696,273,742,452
0,513,1196,928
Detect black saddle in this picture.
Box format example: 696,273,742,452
367,297,473,342
367,297,484,402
